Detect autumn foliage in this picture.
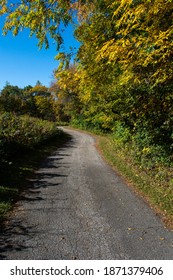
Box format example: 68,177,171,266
1,0,173,163
52,0,173,164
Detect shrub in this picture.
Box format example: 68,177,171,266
0,112,61,159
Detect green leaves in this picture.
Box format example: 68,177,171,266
1,0,72,49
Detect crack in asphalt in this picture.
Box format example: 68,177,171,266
0,128,173,259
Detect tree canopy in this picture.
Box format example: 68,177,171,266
0,0,93,48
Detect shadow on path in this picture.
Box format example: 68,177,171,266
0,131,75,259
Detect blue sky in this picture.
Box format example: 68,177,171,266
0,17,80,90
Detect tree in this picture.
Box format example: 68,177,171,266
73,0,173,136
29,84,51,97
0,84,23,113
53,62,82,122
28,84,55,120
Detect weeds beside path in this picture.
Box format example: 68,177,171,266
96,135,173,229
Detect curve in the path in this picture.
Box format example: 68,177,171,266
0,128,173,259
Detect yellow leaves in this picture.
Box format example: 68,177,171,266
134,4,146,17
142,147,150,154
113,0,132,17
96,37,133,67
0,3,8,15
80,90,91,103
159,237,165,241
54,0,173,119
119,70,134,86
128,227,134,231
29,85,49,95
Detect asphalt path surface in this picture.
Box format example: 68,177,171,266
0,128,173,259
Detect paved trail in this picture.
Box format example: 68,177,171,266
0,128,173,259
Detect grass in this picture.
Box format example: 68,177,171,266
0,130,71,223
